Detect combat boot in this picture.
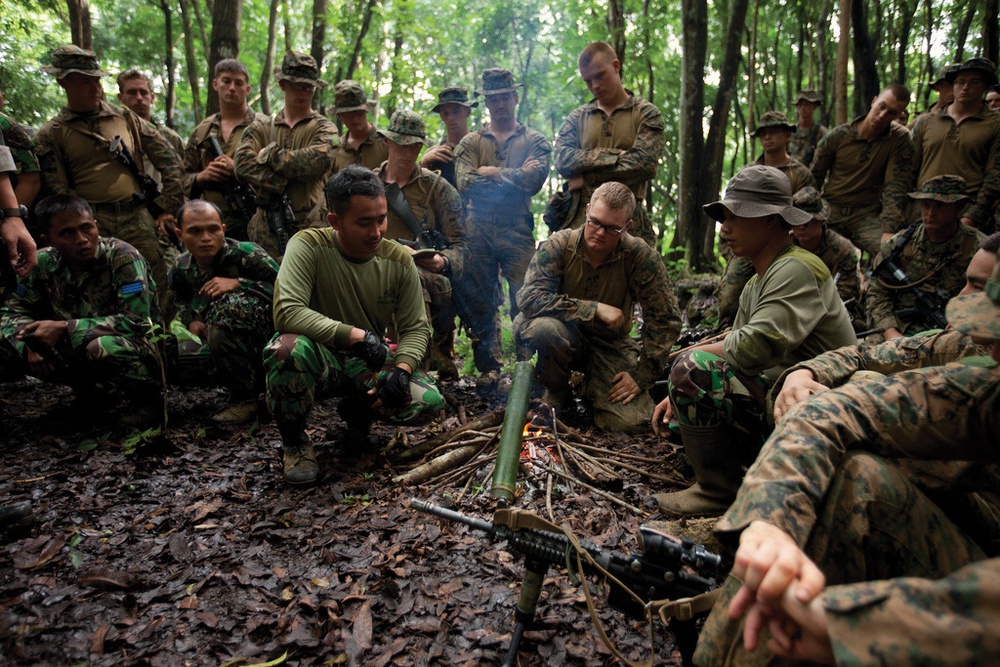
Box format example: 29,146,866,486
654,423,744,517
278,419,318,485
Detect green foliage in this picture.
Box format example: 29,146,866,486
120,426,163,455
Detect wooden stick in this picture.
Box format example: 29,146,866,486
398,408,503,461
572,443,664,465
537,463,643,515
594,457,683,484
393,444,481,485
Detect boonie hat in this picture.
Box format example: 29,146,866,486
379,109,431,147
930,63,962,88
946,57,999,87
795,90,821,104
907,174,972,204
475,69,522,97
946,261,1000,341
431,86,477,113
704,165,812,226
333,80,374,114
274,51,326,89
792,186,830,224
42,45,109,79
753,111,795,136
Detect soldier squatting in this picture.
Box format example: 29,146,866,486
1,41,1000,666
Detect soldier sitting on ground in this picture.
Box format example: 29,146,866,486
168,200,278,425
515,181,681,433
0,194,162,425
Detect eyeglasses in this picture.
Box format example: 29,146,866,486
586,216,630,236
953,78,984,87
289,82,316,93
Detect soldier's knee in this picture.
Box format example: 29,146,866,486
263,333,302,364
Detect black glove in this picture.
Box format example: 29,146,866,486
378,366,411,409
351,330,388,372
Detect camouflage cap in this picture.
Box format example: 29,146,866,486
274,51,326,89
795,89,821,104
946,260,1000,340
946,57,999,87
753,111,795,136
42,45,109,79
333,80,374,114
792,186,830,223
379,109,431,147
475,68,522,97
907,174,972,204
930,63,962,88
704,165,813,226
431,86,478,113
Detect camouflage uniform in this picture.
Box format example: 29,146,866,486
168,238,278,399
553,92,663,247
788,122,827,169
148,116,185,156
515,227,681,432
0,112,41,184
0,237,160,400
794,227,861,307
184,107,268,240
694,361,1000,666
330,81,388,173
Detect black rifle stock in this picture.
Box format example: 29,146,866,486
872,225,949,331
204,136,258,226
259,194,294,255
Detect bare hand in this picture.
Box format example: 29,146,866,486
1,216,37,276
18,320,67,348
960,216,975,228
196,155,235,184
651,395,673,436
607,371,641,405
25,349,53,378
773,369,829,422
199,277,240,300
754,583,835,664
420,144,454,168
880,231,894,245
477,166,503,183
594,303,625,333
156,212,178,241
884,327,903,340
566,176,585,191
188,320,207,338
521,159,541,170
414,252,447,274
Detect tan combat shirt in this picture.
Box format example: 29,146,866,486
184,107,268,210
331,126,387,174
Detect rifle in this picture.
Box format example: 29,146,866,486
202,136,258,226
259,194,294,255
109,135,164,218
872,225,949,331
411,499,722,667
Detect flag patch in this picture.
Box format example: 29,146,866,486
121,281,144,295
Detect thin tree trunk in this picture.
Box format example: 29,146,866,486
282,0,292,52
955,0,975,62
311,0,328,113
206,0,241,116
178,0,203,123
747,4,758,156
675,0,708,259
345,0,379,81
261,0,281,115
816,0,831,122
835,0,850,124
607,0,626,64
850,0,880,115
985,0,999,66
66,0,93,50
191,0,209,54
895,0,915,84
160,0,176,127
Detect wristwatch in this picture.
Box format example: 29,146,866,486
1,205,27,221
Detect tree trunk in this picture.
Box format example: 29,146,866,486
985,0,999,66
675,0,708,260
206,0,241,116
191,0,210,54
345,0,379,81
835,0,850,124
747,5,758,158
311,0,328,113
896,0,915,83
66,0,93,50
850,0,880,115
607,0,626,64
816,0,831,123
261,0,281,115
283,0,292,52
178,0,203,123
160,0,176,128
955,0,976,62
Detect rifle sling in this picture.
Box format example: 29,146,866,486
384,182,426,239
61,113,150,193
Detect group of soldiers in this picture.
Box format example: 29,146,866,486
2,40,1000,665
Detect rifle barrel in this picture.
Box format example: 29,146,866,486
410,499,497,536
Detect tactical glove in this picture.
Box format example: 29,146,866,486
378,367,411,409
351,331,388,372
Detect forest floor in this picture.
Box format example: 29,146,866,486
0,363,728,666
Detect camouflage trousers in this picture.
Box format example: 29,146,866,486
516,316,654,433
262,333,444,426
667,349,771,451
92,204,169,315
715,256,755,326
693,451,991,666
419,267,457,367
202,291,273,396
827,202,883,260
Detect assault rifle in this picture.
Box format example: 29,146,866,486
872,225,949,331
411,499,722,666
109,135,164,218
259,194,294,255
203,136,257,226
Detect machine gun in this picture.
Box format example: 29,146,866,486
203,136,258,226
411,499,722,667
109,135,164,219
259,194,294,255
872,224,949,331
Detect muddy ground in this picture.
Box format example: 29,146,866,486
0,373,727,666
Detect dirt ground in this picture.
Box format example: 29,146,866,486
0,374,728,666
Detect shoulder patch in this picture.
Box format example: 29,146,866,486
120,281,145,296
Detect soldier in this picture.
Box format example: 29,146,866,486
988,84,1000,110
330,80,387,173
169,200,278,424
516,182,681,432
34,46,183,313
376,109,471,380
867,174,985,340
692,263,1000,666
789,186,862,310
0,194,161,424
907,64,959,128
651,166,856,516
911,58,1000,233
116,70,185,155
553,41,663,247
455,68,551,384
811,84,914,259
420,86,477,188
234,51,338,260
263,165,444,485
0,103,41,209
789,89,827,168
184,59,267,241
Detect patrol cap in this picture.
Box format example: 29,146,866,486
795,90,821,105
333,80,374,114
704,165,813,226
946,261,1000,340
753,111,795,137
431,86,477,113
475,69,522,97
907,174,972,204
274,51,326,89
379,109,431,147
946,57,999,87
792,186,830,224
930,63,962,89
42,45,110,79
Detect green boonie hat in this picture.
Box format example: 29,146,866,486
42,45,109,79
431,86,478,113
931,63,962,88
475,68,522,97
907,174,972,204
379,109,431,147
946,57,999,87
275,51,326,89
753,111,795,136
946,261,1000,340
792,186,830,223
704,165,813,226
333,79,374,114
795,89,821,104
